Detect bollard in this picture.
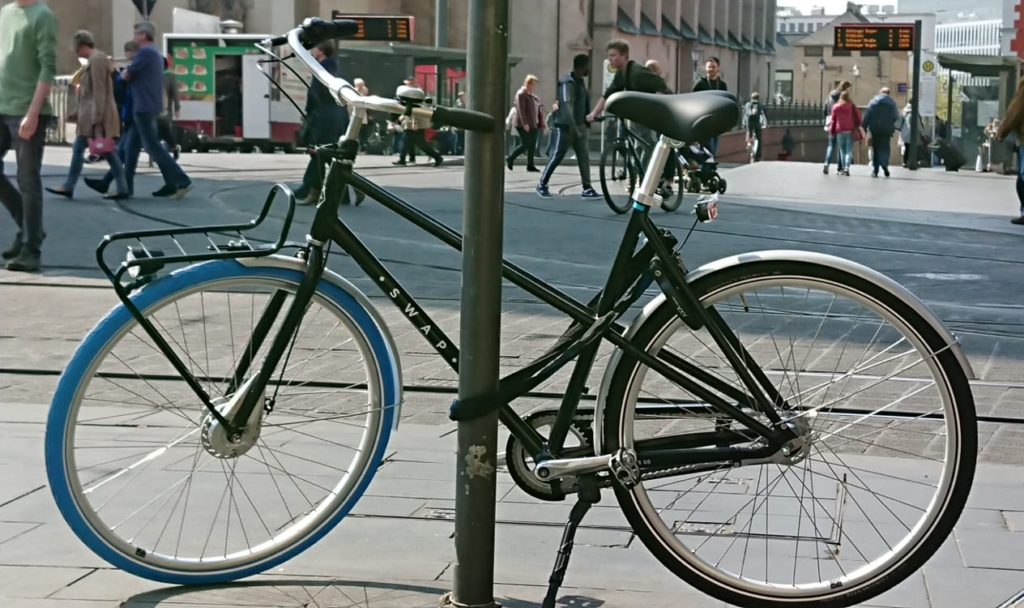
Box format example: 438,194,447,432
446,0,509,607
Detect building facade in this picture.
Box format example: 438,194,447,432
790,7,911,108
3,0,778,113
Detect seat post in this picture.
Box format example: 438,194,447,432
633,135,673,210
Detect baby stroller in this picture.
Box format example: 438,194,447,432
678,142,727,195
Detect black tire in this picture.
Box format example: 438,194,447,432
660,160,684,212
601,259,976,608
717,177,727,194
599,141,636,215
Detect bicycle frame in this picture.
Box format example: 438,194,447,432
217,140,797,475
103,136,797,481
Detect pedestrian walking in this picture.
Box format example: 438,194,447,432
742,92,767,162
294,41,349,204
829,90,863,177
823,81,851,174
862,86,900,178
0,0,57,273
119,22,192,199
898,104,924,168
47,31,128,202
84,41,138,198
692,57,727,159
536,54,600,200
995,79,1024,225
393,80,442,167
506,74,541,172
353,77,372,151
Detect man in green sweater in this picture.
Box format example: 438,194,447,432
0,0,57,272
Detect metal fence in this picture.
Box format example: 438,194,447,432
760,102,829,128
45,75,75,146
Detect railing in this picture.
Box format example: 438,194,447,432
45,75,75,146
759,101,829,128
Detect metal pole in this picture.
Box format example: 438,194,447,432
436,0,449,48
908,19,922,170
448,0,507,606
947,70,954,127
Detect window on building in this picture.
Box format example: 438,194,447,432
832,48,851,57
804,46,823,57
775,70,794,102
799,22,806,33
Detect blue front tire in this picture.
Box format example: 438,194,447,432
45,260,399,584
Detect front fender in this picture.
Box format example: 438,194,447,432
594,250,974,454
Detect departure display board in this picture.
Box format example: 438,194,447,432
330,13,414,42
834,24,915,51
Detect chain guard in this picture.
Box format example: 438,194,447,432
504,409,595,501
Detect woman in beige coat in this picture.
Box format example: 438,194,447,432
47,30,128,199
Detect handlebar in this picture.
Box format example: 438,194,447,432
260,19,495,134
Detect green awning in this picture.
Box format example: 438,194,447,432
937,53,1021,77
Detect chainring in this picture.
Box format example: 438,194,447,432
504,409,595,501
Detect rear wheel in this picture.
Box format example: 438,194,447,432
602,259,976,607
599,140,636,214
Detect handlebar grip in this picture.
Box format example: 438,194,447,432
299,18,360,47
432,106,496,133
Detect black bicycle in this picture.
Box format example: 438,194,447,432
599,117,683,214
45,18,977,608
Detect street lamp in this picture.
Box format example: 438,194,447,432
818,57,827,103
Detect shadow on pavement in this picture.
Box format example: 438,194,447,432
121,577,606,608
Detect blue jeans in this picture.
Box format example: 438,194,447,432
824,134,839,168
64,135,127,194
836,132,854,171
125,112,190,191
1016,146,1024,215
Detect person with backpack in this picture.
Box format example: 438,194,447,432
742,92,767,161
823,80,851,174
586,39,671,124
862,86,900,177
536,54,599,200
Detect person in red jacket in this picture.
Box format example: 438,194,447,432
506,74,541,172
829,89,863,176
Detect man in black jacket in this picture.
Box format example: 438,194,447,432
537,54,600,199
692,57,727,158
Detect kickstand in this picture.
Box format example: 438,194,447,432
541,475,601,608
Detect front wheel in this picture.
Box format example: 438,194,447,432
46,260,399,584
599,140,636,214
602,259,976,608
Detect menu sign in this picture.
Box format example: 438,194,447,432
834,24,915,51
329,13,414,42
170,45,214,101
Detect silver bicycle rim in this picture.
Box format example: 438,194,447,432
618,275,961,600
62,276,385,575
